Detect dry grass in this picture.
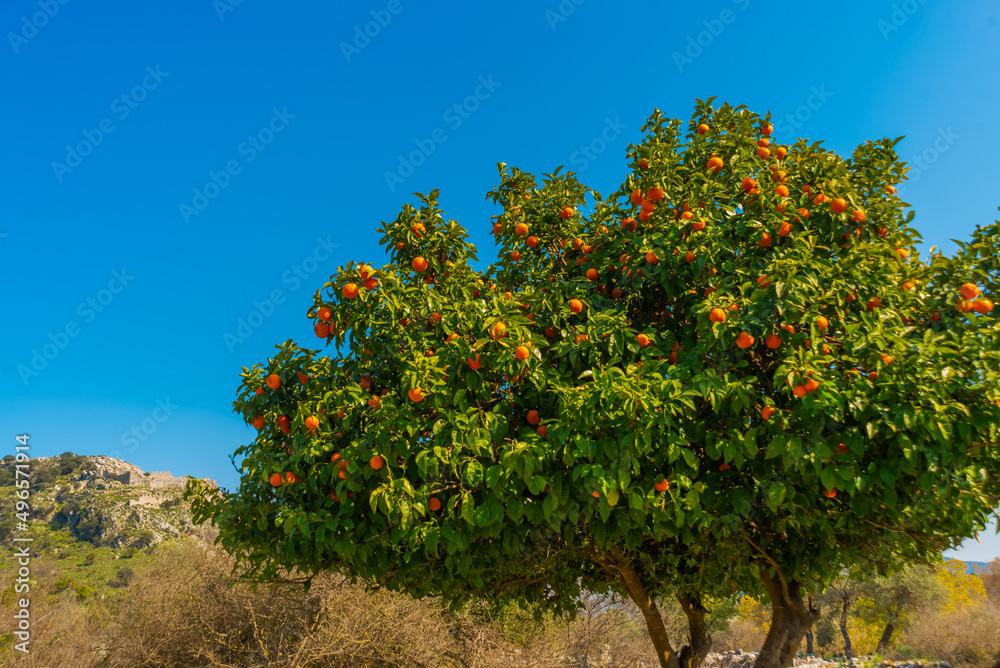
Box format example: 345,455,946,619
892,601,1000,668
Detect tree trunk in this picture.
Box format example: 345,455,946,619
805,630,814,656
614,557,681,668
754,567,821,668
839,595,852,663
677,593,713,668
875,621,895,654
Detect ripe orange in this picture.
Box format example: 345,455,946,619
816,316,829,330
852,210,866,222
630,189,643,205
515,223,529,236
654,479,670,492
692,219,706,231
255,388,264,396
776,146,787,159
804,378,820,392
823,488,837,499
741,177,757,192
709,308,726,324
527,236,539,248
647,187,665,201
893,248,909,262
492,223,502,234
586,267,598,281
342,283,360,300
428,497,442,511
736,332,755,349
719,463,731,471
269,472,283,487
757,276,772,288
758,232,772,247
411,256,428,272
813,194,830,205
645,251,659,264
756,147,770,158
696,123,709,135
370,455,384,470
960,283,980,300
569,299,584,314
758,138,771,148
266,373,281,390
638,159,649,169
621,217,637,232
781,324,795,333
761,406,776,421
866,298,882,311
278,416,290,433
685,252,696,263
525,410,541,426
515,345,530,361
314,322,330,338
974,299,994,315
467,353,482,370
412,223,426,237
408,388,424,402
707,156,724,172
777,222,793,237
537,425,549,438
765,334,781,349
592,490,600,498
868,372,877,381
559,206,575,219
830,199,848,214
573,334,589,343
775,185,789,197
305,416,319,431
761,123,773,136
251,415,265,430
930,312,942,322
792,385,807,398
491,322,506,339
317,307,332,322
637,333,651,348
901,281,915,291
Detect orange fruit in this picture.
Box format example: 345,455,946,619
370,455,384,470
765,334,781,349
692,219,707,231
852,210,866,222
638,159,649,169
428,497,442,511
813,194,830,205
537,425,549,438
492,223,501,234
305,416,319,431
412,223,426,237
569,299,584,314
974,299,993,315
741,177,757,192
314,322,330,338
893,248,909,262
868,372,877,381
761,123,773,136
775,185,790,197
573,334,589,343
408,388,424,402
630,189,643,205
736,332,755,349
592,490,600,498
269,472,283,487
823,488,837,499
830,199,848,214
758,232,772,247
707,156,724,172
816,316,829,330
881,354,893,366
776,146,787,159
719,463,731,471
758,138,771,148
804,378,820,392
960,283,980,300
411,256,428,272
251,415,265,430
709,308,726,324
637,333,651,348
792,385,808,398
647,187,665,201
559,206,575,219
527,236,539,247
761,406,776,421
757,276,772,288
654,479,670,492
342,283,360,299
645,251,660,264
317,307,332,322
777,222,793,237
467,353,482,370
696,123,709,135
278,416,290,433
756,147,770,158
621,217,637,232
255,388,264,396
685,252,696,263
266,373,281,390
586,267,599,281
515,223,529,236
901,281,914,291
866,298,882,311
515,346,530,361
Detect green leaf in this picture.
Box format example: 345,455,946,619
766,482,787,507
821,467,836,490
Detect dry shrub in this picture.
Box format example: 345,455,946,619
711,618,768,654
894,602,1000,668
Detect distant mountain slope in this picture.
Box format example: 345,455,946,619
0,452,219,552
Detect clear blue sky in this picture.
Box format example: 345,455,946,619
1,0,997,562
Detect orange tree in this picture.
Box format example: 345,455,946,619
186,100,1000,668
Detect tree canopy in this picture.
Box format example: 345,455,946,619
187,99,1000,668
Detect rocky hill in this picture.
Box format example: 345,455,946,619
0,452,219,552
